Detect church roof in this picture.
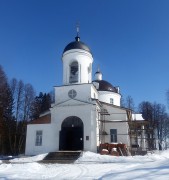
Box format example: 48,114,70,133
93,80,118,93
63,36,91,54
28,114,51,124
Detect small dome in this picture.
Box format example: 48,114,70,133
95,69,102,81
95,71,100,74
93,80,118,93
63,36,91,54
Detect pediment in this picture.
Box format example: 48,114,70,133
53,98,94,107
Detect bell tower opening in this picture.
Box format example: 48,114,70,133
69,61,79,83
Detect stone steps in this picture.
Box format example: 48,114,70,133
40,151,82,164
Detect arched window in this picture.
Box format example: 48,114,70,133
69,61,78,83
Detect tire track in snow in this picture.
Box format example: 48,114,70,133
72,164,89,179
40,164,71,179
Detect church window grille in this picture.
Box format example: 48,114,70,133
35,130,43,146
110,129,117,142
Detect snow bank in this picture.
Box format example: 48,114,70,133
1,149,169,164
0,150,169,180
152,149,169,158
76,150,169,164
9,153,47,163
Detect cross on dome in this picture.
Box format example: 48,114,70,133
75,22,80,42
76,22,80,36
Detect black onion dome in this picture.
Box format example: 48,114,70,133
63,36,91,54
93,80,118,93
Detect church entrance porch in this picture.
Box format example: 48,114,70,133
59,116,83,151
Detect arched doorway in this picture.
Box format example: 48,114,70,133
59,116,83,151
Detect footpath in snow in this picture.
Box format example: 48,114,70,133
0,150,169,179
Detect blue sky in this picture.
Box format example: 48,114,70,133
0,0,169,109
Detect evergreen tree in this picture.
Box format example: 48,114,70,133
0,65,36,155
30,92,51,119
0,65,14,155
41,93,51,113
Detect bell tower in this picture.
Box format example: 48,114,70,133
62,27,93,85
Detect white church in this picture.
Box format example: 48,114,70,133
25,31,147,155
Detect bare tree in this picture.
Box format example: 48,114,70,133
125,95,135,111
138,101,169,150
120,96,125,108
17,83,35,154
152,103,169,150
138,101,156,150
10,78,17,99
23,83,36,121
10,79,36,154
15,80,24,121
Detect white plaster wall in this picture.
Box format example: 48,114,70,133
104,122,130,147
62,49,93,85
99,91,121,106
100,104,130,147
54,84,98,105
51,83,99,152
25,124,57,155
103,104,127,121
91,85,99,100
50,102,98,152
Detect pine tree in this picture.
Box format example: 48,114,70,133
30,92,51,119
0,65,14,154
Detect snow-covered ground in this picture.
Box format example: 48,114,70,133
0,150,169,180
